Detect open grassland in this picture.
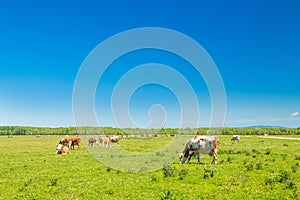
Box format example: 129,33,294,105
0,135,300,199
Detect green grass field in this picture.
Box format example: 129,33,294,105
0,135,299,199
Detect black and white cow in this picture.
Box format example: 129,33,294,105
231,135,240,142
179,135,220,164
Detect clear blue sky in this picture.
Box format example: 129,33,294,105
0,0,299,128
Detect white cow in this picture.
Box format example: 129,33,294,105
231,135,240,142
179,135,220,164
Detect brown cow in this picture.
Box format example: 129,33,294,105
99,136,111,148
110,135,120,147
60,137,81,150
88,137,97,148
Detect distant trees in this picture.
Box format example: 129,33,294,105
0,126,299,136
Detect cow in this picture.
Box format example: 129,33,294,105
60,137,81,150
231,135,240,143
110,135,120,146
88,137,97,148
99,136,111,148
56,143,70,154
179,135,220,164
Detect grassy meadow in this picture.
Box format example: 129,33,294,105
0,135,300,199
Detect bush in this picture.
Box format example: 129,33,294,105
285,181,297,190
252,149,258,154
151,174,157,182
227,156,232,162
106,167,112,172
203,167,216,179
162,164,174,178
160,190,175,200
49,178,58,186
265,148,271,155
277,170,291,183
256,162,263,170
265,176,276,186
291,163,299,173
281,154,287,160
246,163,253,171
178,168,188,180
295,155,300,160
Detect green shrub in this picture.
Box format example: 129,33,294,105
178,168,188,180
285,181,297,190
246,163,253,171
49,178,58,186
162,164,174,178
160,190,175,200
106,167,112,172
227,156,232,162
264,176,276,186
151,174,157,182
291,163,299,173
256,162,263,170
203,166,216,179
281,154,287,160
277,170,291,183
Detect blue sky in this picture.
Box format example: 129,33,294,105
0,0,299,127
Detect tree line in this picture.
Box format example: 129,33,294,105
0,126,300,136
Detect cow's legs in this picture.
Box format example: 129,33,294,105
197,154,201,164
68,141,72,149
187,155,192,163
211,152,217,164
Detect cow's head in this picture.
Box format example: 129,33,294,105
179,153,187,164
179,153,184,159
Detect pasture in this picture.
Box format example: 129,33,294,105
0,135,299,199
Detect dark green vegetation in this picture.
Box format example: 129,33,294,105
1,135,300,199
1,126,300,136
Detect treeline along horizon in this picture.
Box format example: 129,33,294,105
0,126,300,136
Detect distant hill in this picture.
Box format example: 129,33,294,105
246,125,286,128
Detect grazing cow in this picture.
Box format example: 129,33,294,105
34,135,41,138
60,137,81,149
56,143,70,154
179,135,220,164
8,135,13,138
88,137,97,148
110,135,120,146
99,136,111,148
231,135,240,142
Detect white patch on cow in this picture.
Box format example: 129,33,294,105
56,144,62,150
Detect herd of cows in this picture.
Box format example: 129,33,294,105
55,134,241,164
